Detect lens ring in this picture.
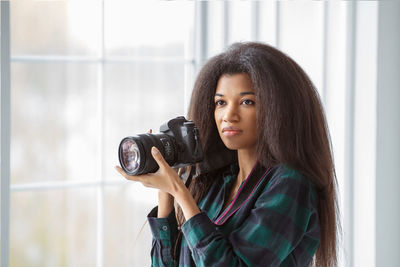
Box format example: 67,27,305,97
120,139,140,173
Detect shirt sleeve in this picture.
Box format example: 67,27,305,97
180,172,320,267
147,207,179,267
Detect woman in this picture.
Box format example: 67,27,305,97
116,42,340,266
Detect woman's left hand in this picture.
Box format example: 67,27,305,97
115,146,185,197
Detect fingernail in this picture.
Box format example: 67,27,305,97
151,147,158,155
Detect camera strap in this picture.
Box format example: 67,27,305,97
183,165,196,188
214,163,272,225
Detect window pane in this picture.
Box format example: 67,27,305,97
104,1,194,58
104,185,157,266
11,1,101,56
11,63,99,184
258,1,278,46
104,62,185,181
229,1,251,43
279,2,324,92
208,1,225,57
10,189,97,267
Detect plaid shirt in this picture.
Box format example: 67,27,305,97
147,163,320,266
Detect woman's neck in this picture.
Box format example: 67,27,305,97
236,147,258,183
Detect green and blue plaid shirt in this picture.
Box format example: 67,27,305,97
148,163,320,266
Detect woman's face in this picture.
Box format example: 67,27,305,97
214,73,257,151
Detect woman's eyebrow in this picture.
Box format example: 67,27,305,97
214,92,255,97
239,92,255,96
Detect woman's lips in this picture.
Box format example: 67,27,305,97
222,127,242,137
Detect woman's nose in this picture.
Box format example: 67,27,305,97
223,104,239,122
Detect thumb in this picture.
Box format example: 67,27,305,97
151,147,168,168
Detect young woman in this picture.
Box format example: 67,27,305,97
116,42,340,267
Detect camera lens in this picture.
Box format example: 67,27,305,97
120,139,140,173
118,134,176,175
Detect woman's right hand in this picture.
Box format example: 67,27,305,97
146,129,175,218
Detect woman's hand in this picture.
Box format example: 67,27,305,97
115,148,201,220
115,128,201,220
115,146,186,197
115,128,176,218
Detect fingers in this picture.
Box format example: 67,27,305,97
151,146,168,169
114,165,142,182
147,129,152,134
115,165,159,189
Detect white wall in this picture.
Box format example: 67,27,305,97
376,1,400,266
353,2,378,266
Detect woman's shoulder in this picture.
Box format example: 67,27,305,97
270,163,304,181
269,163,313,185
266,163,318,204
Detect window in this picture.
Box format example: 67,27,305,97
6,1,195,266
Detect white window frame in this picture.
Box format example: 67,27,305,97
1,2,11,267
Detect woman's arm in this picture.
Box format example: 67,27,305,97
115,146,201,221
147,206,179,267
173,185,200,221
116,146,200,266
157,190,174,218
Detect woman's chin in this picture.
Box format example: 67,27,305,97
221,142,242,151
221,141,257,152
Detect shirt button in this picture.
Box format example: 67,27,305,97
162,226,168,231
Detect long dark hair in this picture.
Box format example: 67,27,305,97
176,42,340,267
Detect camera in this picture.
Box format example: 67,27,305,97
118,116,203,175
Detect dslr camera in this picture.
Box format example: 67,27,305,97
118,116,203,175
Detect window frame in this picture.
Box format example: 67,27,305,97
1,2,11,267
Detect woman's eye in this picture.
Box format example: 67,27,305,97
215,100,225,106
242,99,255,105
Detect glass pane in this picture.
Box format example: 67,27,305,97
11,62,99,184
279,2,324,92
104,185,157,266
208,1,225,57
10,188,97,267
104,1,194,58
104,62,185,181
11,0,101,56
229,1,251,43
258,1,278,46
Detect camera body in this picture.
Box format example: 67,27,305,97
159,116,203,166
118,116,203,175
